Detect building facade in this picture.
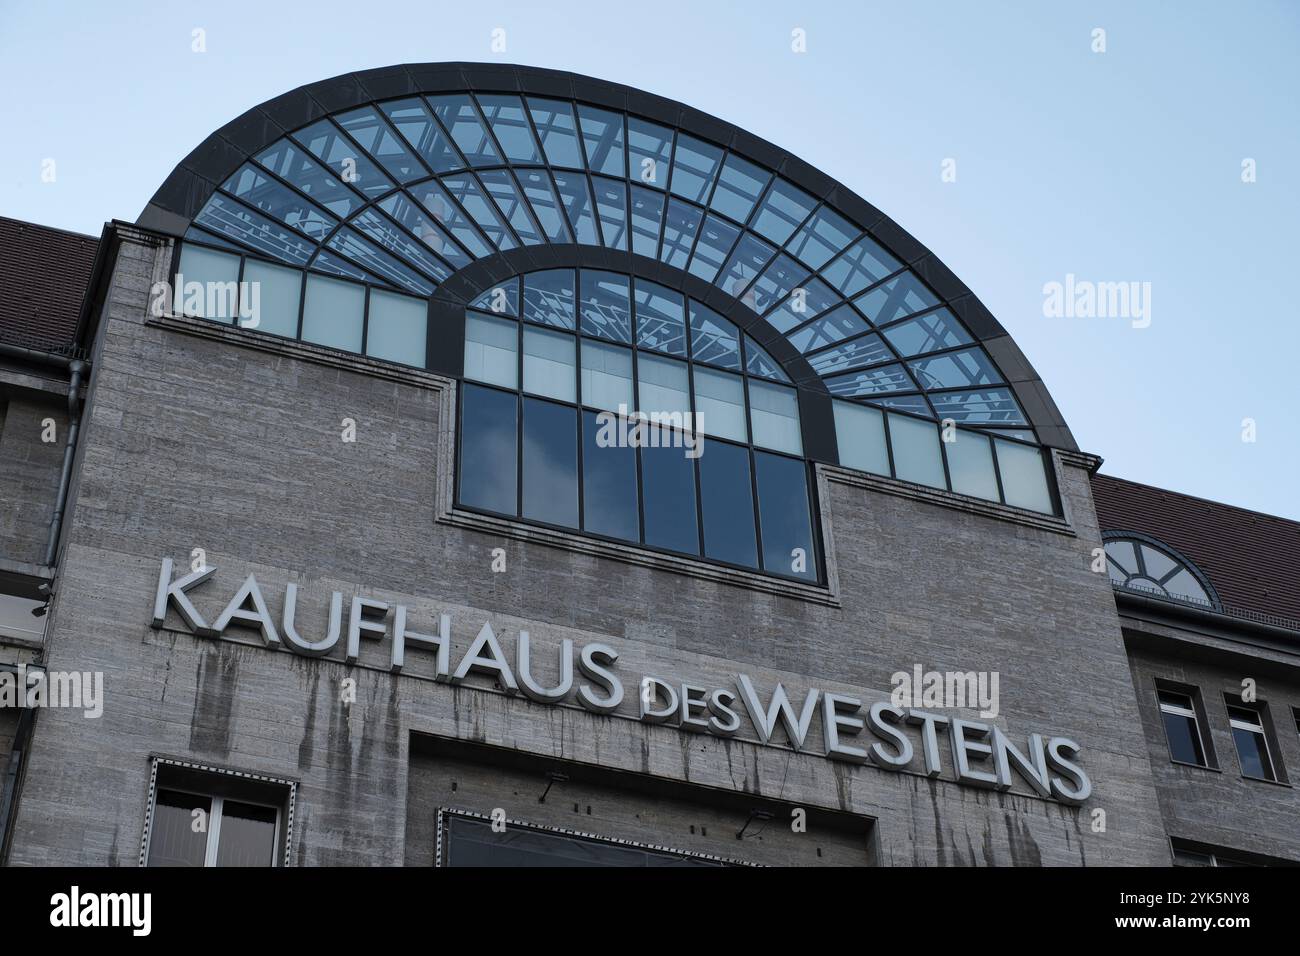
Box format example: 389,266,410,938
0,63,1295,867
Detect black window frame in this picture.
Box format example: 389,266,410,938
1155,681,1217,770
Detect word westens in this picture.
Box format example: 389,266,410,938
151,558,1091,804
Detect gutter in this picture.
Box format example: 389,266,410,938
42,359,86,567
1114,588,1300,646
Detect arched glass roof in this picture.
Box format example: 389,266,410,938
153,66,1071,442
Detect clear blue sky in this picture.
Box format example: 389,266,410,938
2,0,1296,517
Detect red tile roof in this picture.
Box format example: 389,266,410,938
1091,472,1300,625
0,216,99,353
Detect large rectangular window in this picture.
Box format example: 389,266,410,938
1226,700,1280,782
698,441,757,568
301,274,365,353
581,410,639,542
1158,687,1210,768
522,398,578,529
241,259,302,338
887,413,945,489
459,384,518,515
641,441,699,555
366,289,426,366
754,452,815,580
523,326,576,402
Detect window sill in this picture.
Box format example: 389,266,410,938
1167,758,1221,773
1239,773,1291,789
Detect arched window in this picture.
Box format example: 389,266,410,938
457,268,817,581
1102,533,1219,608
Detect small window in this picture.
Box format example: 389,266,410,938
1157,687,1211,768
301,274,365,353
366,289,426,367
1103,535,1216,608
176,244,241,322
1226,700,1280,783
143,760,292,867
1171,839,1258,867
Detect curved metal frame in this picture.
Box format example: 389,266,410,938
140,62,1077,453
1101,529,1222,609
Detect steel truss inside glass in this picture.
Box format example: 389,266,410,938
181,89,1031,433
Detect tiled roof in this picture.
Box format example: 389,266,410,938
0,216,99,354
1092,472,1300,626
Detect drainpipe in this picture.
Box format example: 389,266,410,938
43,359,86,567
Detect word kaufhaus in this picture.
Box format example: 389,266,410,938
152,558,1092,804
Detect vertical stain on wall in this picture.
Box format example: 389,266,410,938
298,668,321,771
189,647,238,756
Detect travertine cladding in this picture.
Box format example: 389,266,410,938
10,234,1171,866
0,392,68,567
1127,638,1300,862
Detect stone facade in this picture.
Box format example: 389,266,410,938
3,230,1186,866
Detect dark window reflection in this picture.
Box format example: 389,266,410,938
641,435,699,555
754,452,815,580
582,410,639,542
215,801,278,867
147,790,211,867
459,383,518,515
523,398,578,528
699,441,757,568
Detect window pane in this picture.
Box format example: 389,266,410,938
833,401,889,475
514,168,571,243
215,801,278,867
295,118,396,198
427,94,500,166
634,279,686,356
522,399,578,529
882,308,971,357
751,179,816,245
745,337,791,382
257,138,362,216
629,185,665,257
463,312,518,388
523,326,576,402
687,214,741,283
909,347,1003,389
787,205,856,271
478,169,544,246
669,134,722,203
579,270,632,343
853,273,939,326
469,276,519,316
637,354,690,419
994,439,1053,513
335,105,427,182
591,176,628,250
822,235,901,297
240,259,300,337
659,198,703,269
577,105,625,177
693,367,746,442
301,275,365,352
551,171,601,244
582,410,639,542
748,380,802,455
888,414,945,489
709,153,770,224
366,289,426,367
528,98,585,168
627,118,673,189
378,192,472,270
699,441,757,568
944,430,999,501
689,302,741,370
177,244,241,321
580,340,633,411
222,163,336,240
148,790,212,867
1232,725,1273,780
459,384,518,515
523,269,576,330
1162,709,1205,765
755,452,815,580
476,94,542,164
377,98,463,174
641,443,699,555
